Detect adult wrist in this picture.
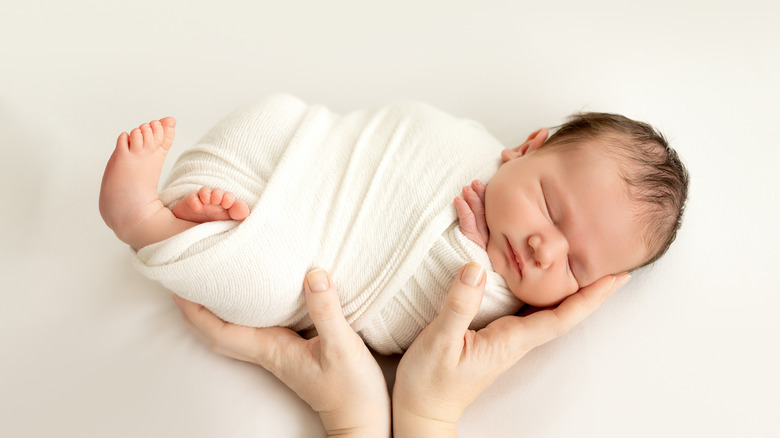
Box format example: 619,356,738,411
392,405,458,438
323,423,389,438
320,403,391,438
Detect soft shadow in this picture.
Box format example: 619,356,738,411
0,102,51,244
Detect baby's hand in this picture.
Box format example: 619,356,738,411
454,180,489,250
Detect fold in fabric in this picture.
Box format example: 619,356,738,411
134,94,521,353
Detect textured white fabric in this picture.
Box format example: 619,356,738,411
134,94,522,353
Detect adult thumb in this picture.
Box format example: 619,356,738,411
303,269,352,343
428,262,486,342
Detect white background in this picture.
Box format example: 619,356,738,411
1,1,778,436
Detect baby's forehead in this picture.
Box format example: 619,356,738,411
547,145,644,239
545,137,621,158
548,140,627,179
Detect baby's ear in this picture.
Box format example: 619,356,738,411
525,128,548,154
501,128,549,163
501,146,523,162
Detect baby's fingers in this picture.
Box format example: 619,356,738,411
462,185,484,216
471,180,486,203
465,181,487,225
463,183,489,247
454,196,477,231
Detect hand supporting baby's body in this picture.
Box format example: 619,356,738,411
102,95,523,354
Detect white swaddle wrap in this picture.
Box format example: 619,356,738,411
135,94,522,353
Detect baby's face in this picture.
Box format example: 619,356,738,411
484,142,648,307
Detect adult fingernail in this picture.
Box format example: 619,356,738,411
306,269,330,292
615,272,631,287
461,262,484,287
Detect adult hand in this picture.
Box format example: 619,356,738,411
173,269,390,438
392,262,630,437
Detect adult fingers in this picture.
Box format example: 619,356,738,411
303,269,354,346
173,294,254,355
483,273,629,363
172,294,300,367
536,273,630,342
427,263,486,344
172,294,210,342
173,294,223,341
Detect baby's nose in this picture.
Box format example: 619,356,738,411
528,235,550,269
528,234,563,270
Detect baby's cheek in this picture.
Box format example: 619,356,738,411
518,277,577,308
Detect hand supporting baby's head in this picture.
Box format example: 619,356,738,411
476,113,688,307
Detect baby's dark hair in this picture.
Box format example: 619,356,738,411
543,112,689,268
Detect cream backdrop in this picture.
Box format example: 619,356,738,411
1,1,778,436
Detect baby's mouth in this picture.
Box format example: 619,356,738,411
505,237,523,279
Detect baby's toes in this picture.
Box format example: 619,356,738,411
183,192,204,211
150,120,164,146
140,123,155,150
220,191,236,209
210,189,224,205
129,128,143,152
197,186,212,204
160,116,176,129
159,117,176,150
228,200,250,221
171,192,206,221
116,132,129,151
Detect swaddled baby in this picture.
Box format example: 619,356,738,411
99,94,688,354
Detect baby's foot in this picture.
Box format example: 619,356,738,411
99,117,178,248
172,186,250,223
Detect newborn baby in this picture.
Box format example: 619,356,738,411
99,94,688,354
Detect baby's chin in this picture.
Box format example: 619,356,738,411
509,285,573,308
